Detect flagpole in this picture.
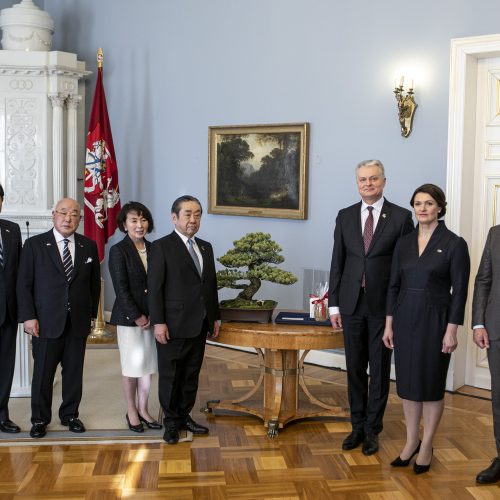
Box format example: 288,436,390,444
88,277,115,342
86,47,119,343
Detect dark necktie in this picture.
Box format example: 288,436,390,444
362,206,374,288
187,239,202,276
62,239,74,281
363,206,374,254
0,238,3,268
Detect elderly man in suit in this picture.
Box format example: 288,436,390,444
148,195,220,444
0,183,22,434
472,224,500,484
17,198,100,438
329,159,414,455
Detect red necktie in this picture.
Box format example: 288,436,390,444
363,206,374,254
362,206,374,287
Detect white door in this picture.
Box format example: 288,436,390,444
465,56,500,389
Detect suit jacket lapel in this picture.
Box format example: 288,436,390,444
45,231,67,278
124,235,148,276
0,222,10,266
172,231,201,277
72,234,86,280
367,200,391,253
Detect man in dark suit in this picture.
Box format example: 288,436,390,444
0,183,22,434
472,225,500,484
328,159,414,455
148,195,220,444
17,198,100,438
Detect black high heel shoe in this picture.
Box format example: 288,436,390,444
413,448,433,474
126,413,144,433
138,414,162,430
390,440,421,467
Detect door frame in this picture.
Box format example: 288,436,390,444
446,34,500,390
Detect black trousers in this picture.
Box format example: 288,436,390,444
31,315,87,424
488,339,500,457
341,291,391,435
0,317,18,421
156,320,207,426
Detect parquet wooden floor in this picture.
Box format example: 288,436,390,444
0,345,499,499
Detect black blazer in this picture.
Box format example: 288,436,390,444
109,235,151,326
328,198,414,316
148,231,220,338
0,219,22,326
16,230,100,338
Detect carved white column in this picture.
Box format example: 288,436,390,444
66,94,81,200
48,93,65,202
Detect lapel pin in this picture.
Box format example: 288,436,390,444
201,245,205,251
437,249,442,253
382,213,386,218
46,243,52,246
5,229,10,232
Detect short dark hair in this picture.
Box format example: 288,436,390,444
171,195,203,216
0,183,4,199
410,184,447,218
116,201,155,233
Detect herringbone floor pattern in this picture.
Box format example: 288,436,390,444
0,345,498,499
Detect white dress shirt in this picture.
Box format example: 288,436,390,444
53,228,75,265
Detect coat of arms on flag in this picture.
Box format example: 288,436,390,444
84,48,121,263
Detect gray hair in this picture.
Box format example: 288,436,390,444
355,159,385,178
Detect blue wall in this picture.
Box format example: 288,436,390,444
41,0,500,309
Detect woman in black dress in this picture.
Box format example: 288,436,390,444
383,184,470,474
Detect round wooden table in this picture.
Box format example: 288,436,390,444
202,321,348,437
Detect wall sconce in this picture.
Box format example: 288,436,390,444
394,76,417,138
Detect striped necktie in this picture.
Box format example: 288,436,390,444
62,239,74,281
0,238,3,268
187,239,202,276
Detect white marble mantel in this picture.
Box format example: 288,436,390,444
0,50,90,397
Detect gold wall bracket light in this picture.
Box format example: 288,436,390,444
394,76,417,138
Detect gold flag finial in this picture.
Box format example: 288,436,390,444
97,48,103,69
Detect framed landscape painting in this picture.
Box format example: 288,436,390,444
208,123,309,219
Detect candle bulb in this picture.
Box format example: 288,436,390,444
399,75,404,88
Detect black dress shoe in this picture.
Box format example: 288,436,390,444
163,424,179,445
0,419,21,433
391,440,421,467
476,457,500,484
30,422,47,438
126,414,144,433
138,414,162,430
362,433,379,456
342,430,365,450
180,416,209,435
61,417,86,433
413,448,433,474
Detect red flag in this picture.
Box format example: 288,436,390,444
84,58,121,263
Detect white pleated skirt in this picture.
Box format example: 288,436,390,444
116,325,158,377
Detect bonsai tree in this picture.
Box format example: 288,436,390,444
217,232,297,308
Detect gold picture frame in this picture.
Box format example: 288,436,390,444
208,123,309,219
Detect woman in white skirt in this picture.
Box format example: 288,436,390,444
109,202,161,432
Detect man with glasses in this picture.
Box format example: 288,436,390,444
328,160,413,455
17,198,100,438
0,183,22,434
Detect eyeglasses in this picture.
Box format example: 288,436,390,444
54,210,80,219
